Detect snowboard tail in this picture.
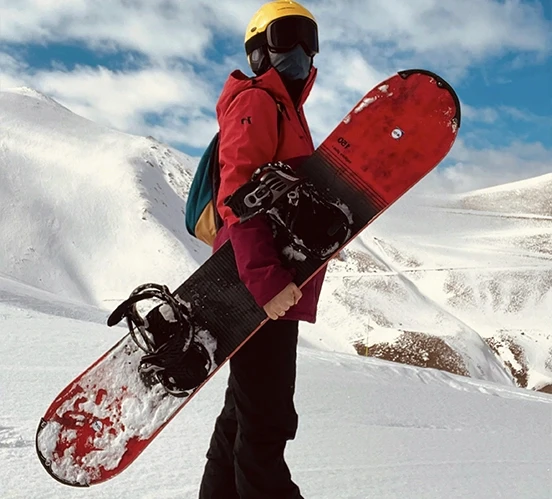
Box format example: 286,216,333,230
36,69,460,486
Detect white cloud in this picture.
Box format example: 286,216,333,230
0,57,218,145
316,0,550,69
0,0,216,61
35,65,213,130
145,115,219,149
499,106,549,124
0,52,28,88
0,0,550,192
420,139,552,194
1,0,549,68
462,104,500,124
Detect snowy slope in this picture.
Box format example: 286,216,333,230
1,86,551,394
452,172,552,216
305,175,552,391
0,287,550,499
0,87,209,306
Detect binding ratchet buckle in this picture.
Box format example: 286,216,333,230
225,162,305,221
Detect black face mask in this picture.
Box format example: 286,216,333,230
268,44,312,81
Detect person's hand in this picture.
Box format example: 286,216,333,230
263,283,302,320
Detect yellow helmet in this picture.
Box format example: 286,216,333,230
245,1,318,75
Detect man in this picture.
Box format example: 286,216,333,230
199,2,325,497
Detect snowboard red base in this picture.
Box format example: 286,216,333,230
36,69,460,486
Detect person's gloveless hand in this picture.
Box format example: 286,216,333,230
263,283,302,320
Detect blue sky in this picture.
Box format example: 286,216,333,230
0,0,550,192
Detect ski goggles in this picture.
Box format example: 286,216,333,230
246,16,319,58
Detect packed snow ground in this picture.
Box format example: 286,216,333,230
0,285,551,499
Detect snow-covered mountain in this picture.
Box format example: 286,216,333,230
308,174,552,392
452,173,552,216
0,87,209,305
1,87,551,394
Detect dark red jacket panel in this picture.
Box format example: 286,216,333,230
213,67,326,323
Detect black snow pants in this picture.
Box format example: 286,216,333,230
198,319,303,499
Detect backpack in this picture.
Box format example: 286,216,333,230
185,133,223,246
185,93,283,246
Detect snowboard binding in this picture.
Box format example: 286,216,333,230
225,162,353,260
107,284,212,397
224,162,307,222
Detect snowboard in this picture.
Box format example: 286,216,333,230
35,69,461,487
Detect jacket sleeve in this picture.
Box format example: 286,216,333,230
216,88,294,307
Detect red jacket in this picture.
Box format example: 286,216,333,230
213,67,326,323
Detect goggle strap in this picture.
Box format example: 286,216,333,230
245,32,268,56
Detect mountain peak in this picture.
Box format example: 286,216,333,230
0,87,203,305
1,86,67,108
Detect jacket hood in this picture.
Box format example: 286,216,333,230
216,66,317,121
